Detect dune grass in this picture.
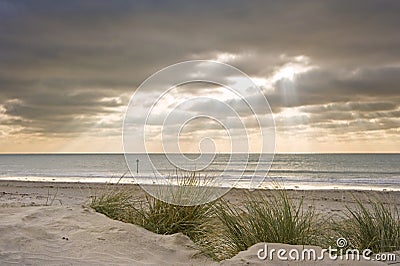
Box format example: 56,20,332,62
91,177,400,261
336,197,400,253
208,190,326,260
145,171,222,206
91,172,218,243
129,194,217,241
91,186,137,223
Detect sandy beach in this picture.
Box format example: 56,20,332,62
2,0,399,264
0,180,399,265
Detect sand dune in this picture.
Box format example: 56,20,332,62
0,205,215,265
0,205,391,265
0,181,398,265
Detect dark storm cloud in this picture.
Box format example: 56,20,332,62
267,65,400,110
0,0,399,138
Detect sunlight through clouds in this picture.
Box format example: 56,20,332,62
272,55,316,82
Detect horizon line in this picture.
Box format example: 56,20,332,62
0,152,399,155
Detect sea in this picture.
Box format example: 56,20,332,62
0,153,399,191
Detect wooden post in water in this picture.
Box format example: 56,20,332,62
136,159,139,174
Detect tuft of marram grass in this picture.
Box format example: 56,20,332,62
210,190,326,260
90,186,139,223
148,171,223,206
90,172,218,244
337,196,400,253
128,194,216,242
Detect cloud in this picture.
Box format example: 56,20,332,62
0,0,399,151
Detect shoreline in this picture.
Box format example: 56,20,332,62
1,177,399,192
1,180,399,213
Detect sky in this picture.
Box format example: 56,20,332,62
0,0,399,153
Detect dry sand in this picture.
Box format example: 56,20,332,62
0,180,399,265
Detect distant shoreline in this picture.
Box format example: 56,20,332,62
1,177,400,192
